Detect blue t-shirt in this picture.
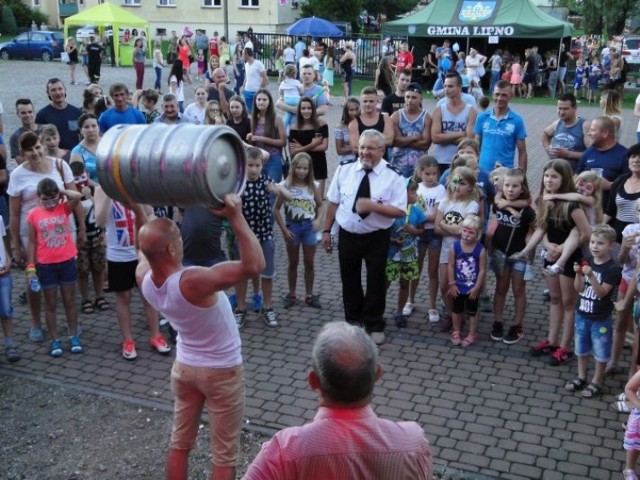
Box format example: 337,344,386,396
71,144,98,182
577,143,629,208
98,106,146,133
474,108,527,173
35,104,83,151
388,204,427,263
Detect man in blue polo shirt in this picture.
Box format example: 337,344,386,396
474,79,528,173
98,83,146,133
576,115,629,209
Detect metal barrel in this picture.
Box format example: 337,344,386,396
96,123,246,208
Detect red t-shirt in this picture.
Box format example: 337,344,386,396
396,51,414,72
209,36,219,57
27,203,77,265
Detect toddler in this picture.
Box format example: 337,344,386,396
279,64,304,129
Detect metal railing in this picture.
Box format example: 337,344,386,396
246,31,403,80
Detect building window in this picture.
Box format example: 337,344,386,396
240,0,259,7
203,0,221,6
122,0,141,5
158,0,176,6
32,0,41,7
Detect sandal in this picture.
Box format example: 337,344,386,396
613,400,631,413
82,300,94,314
618,392,628,402
564,376,587,393
95,297,110,311
581,382,603,399
451,330,461,346
462,332,478,347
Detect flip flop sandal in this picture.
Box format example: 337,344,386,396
564,376,587,393
94,297,110,311
81,300,94,314
618,392,628,402
581,382,603,399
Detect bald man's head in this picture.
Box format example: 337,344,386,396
213,68,227,84
139,218,182,262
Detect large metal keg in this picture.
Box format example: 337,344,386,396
96,124,246,208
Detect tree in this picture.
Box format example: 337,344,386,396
363,0,417,22
582,0,640,36
300,0,362,27
0,0,48,30
0,5,17,35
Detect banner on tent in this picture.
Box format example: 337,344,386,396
425,25,515,36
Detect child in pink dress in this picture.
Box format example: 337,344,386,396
509,56,524,97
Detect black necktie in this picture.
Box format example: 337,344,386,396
353,169,371,219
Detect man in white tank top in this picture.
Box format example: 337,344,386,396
136,194,265,480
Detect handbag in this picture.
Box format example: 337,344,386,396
489,214,519,276
61,51,70,63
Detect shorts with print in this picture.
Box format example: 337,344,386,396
107,260,138,292
286,220,317,247
574,312,612,363
76,234,107,276
37,258,77,290
452,292,479,315
418,228,442,249
385,259,419,282
170,361,245,466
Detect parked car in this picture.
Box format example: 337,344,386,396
0,31,65,61
75,25,97,40
622,36,640,65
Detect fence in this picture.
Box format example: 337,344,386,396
247,32,405,81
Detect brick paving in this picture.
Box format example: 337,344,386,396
1,60,639,479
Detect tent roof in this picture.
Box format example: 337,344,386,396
383,0,572,39
64,2,149,27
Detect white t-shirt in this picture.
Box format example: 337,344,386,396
7,159,74,239
299,55,319,73
244,58,266,91
105,200,137,262
621,223,640,281
417,183,447,229
169,75,185,103
279,78,303,98
283,47,296,63
437,198,480,264
183,102,206,125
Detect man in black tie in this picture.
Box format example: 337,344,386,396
322,129,407,345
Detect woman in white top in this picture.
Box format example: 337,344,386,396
465,48,487,85
152,40,165,91
8,132,83,342
635,92,640,144
184,87,208,125
168,60,186,112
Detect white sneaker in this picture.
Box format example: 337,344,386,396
428,309,440,323
402,302,414,316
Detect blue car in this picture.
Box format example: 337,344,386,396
0,31,65,62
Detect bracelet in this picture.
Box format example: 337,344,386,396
448,281,456,285
323,230,331,234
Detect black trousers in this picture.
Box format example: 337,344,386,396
338,227,391,333
88,59,101,83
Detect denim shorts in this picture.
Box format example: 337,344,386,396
0,275,13,318
418,229,442,249
260,238,275,278
37,258,77,290
286,220,317,246
574,312,612,363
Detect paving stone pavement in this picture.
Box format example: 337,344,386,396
1,60,639,479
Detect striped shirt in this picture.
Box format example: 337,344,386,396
243,405,432,480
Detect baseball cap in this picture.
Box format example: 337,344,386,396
407,82,423,94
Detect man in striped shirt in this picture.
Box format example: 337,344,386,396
243,322,433,480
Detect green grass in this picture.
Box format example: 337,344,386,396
329,78,639,109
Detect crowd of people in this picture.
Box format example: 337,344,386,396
4,29,640,478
